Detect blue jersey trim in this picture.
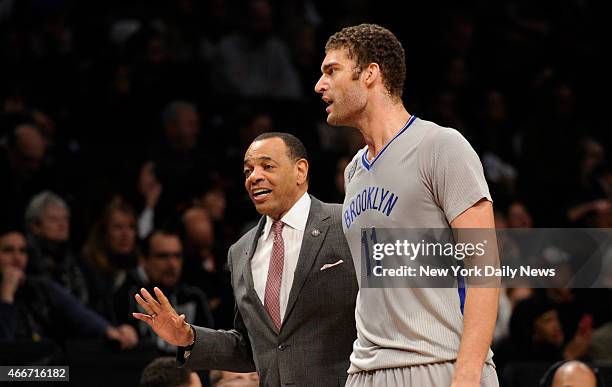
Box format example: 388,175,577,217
361,150,371,170
360,115,417,171
458,275,466,315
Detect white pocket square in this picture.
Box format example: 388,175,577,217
320,259,344,271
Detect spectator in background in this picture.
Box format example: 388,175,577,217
566,137,611,226
495,198,537,272
181,206,216,274
210,370,259,387
140,356,202,387
481,90,516,159
162,101,200,155
82,199,139,321
114,229,213,352
518,79,585,225
137,160,163,239
494,208,508,229
24,190,89,304
493,198,535,345
212,0,302,99
0,123,54,219
0,226,137,349
180,204,233,328
497,295,592,379
494,287,533,346
430,90,467,135
239,110,275,141
200,186,233,257
200,185,235,264
146,101,209,222
201,188,227,226
480,89,519,198
539,360,601,387
546,287,590,342
3,123,46,172
507,200,534,228
590,320,612,363
288,19,319,94
222,109,275,179
600,163,612,198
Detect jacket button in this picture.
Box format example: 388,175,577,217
278,345,286,351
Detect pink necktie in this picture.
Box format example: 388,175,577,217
264,220,285,331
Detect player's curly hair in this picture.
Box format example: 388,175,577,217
325,23,406,100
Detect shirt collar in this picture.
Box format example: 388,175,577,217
262,192,311,240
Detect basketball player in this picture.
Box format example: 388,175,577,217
315,24,500,386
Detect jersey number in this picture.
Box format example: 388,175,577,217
361,227,379,277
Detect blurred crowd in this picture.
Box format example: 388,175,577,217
0,0,610,386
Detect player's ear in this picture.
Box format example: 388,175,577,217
364,63,380,87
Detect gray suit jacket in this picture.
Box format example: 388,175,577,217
179,196,358,386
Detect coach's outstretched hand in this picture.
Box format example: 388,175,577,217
133,287,195,347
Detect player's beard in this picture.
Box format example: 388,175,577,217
329,86,367,127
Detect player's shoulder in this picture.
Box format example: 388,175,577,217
415,117,460,139
343,145,368,180
416,118,471,153
348,146,367,167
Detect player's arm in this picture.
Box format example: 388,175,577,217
450,199,499,386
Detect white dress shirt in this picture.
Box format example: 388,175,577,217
251,192,311,322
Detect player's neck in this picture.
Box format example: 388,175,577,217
360,103,411,161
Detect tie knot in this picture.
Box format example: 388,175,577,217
272,220,284,236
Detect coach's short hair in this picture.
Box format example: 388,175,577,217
140,357,191,387
325,23,406,100
252,132,308,163
24,190,69,227
251,132,309,182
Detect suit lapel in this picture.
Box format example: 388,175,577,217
241,217,278,332
283,198,330,323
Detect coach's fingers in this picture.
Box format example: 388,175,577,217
177,314,187,327
135,293,155,315
132,312,153,325
140,288,161,313
154,287,172,309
